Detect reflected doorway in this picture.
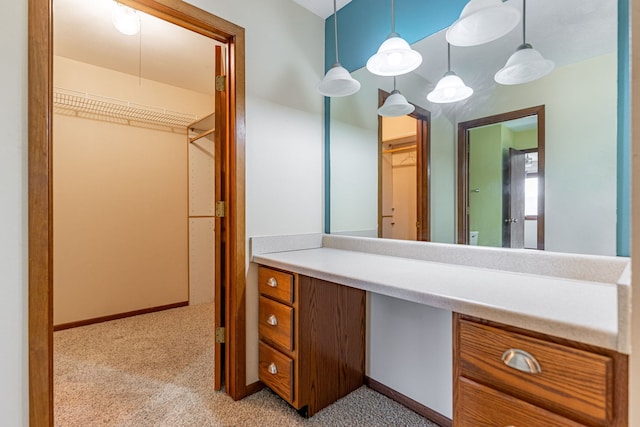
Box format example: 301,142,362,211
458,105,545,249
378,90,430,241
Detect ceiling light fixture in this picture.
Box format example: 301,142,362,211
378,76,415,117
112,1,141,36
446,0,520,47
427,43,473,103
318,0,360,97
366,0,422,76
494,0,554,85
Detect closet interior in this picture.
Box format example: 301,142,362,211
52,0,218,328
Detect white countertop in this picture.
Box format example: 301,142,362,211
252,235,628,353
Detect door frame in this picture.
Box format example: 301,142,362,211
457,105,545,249
28,1,247,425
377,89,431,241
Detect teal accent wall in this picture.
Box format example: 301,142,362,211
324,97,331,233
324,0,631,255
617,0,630,256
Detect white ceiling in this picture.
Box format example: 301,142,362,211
293,0,351,19
54,0,218,95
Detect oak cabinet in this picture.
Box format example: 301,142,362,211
257,266,366,417
453,314,628,427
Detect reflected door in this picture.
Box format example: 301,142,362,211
504,148,525,248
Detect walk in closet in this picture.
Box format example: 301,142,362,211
52,2,217,327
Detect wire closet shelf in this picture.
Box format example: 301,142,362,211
53,87,202,133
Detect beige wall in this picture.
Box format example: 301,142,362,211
53,56,213,325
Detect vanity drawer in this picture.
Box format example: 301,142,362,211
458,319,612,423
456,377,585,427
259,342,294,403
259,266,294,303
259,296,294,351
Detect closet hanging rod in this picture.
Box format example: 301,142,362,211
53,87,201,129
382,144,417,154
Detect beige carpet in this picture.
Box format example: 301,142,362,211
54,303,441,426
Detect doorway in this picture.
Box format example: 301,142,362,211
378,89,431,241
28,1,246,425
457,105,545,249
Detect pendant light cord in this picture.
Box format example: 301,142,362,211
391,0,395,33
393,75,397,91
333,0,339,63
522,0,526,44
447,43,451,72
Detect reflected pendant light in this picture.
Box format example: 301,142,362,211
427,43,473,103
366,0,422,76
318,0,361,97
112,1,141,36
378,76,415,117
495,0,554,85
446,0,520,47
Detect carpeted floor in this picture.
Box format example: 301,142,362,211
54,303,441,426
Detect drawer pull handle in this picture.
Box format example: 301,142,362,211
501,349,542,374
267,314,278,326
268,363,278,375
267,277,278,288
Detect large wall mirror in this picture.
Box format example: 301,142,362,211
329,0,618,256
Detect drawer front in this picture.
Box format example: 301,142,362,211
455,377,585,427
458,319,612,423
258,266,294,304
259,296,294,351
259,342,294,403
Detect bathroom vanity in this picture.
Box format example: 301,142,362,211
251,233,629,425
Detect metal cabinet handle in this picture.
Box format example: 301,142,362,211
268,363,278,375
267,314,278,326
501,349,542,374
267,277,278,288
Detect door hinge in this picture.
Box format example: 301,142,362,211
215,201,226,218
215,327,225,344
216,75,226,91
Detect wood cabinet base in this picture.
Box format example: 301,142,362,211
258,267,366,417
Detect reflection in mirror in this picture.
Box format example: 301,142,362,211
329,0,618,256
458,107,544,250
379,91,430,242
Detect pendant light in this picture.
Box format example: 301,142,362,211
494,0,554,85
366,0,422,76
112,1,141,36
446,0,520,47
317,0,361,97
378,76,415,117
427,43,473,103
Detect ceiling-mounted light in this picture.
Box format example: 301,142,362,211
112,1,141,36
495,0,554,85
446,0,520,47
378,76,415,117
318,0,360,97
366,0,422,76
427,43,473,103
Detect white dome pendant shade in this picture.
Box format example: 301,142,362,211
367,33,423,76
378,76,414,117
367,0,422,76
318,63,361,96
318,0,360,97
427,44,473,103
495,0,554,85
427,72,473,103
112,2,141,36
446,0,520,47
494,44,554,84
